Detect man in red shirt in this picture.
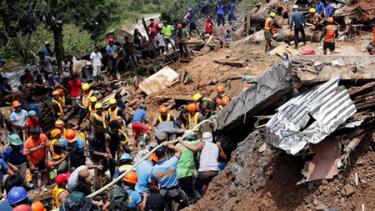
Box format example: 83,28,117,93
203,16,214,41
23,127,49,192
24,111,40,136
66,73,82,107
148,18,159,41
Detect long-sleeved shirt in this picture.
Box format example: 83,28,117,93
290,12,305,28
324,4,334,19
316,2,325,15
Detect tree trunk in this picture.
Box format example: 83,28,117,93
52,26,64,69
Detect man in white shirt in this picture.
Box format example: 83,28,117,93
90,47,103,80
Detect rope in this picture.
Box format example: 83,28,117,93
87,118,214,198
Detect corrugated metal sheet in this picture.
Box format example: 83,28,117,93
266,77,357,155
2,65,37,88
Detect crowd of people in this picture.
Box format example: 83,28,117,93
264,0,343,54
0,1,239,210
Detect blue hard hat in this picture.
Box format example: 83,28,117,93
7,186,28,205
119,153,133,162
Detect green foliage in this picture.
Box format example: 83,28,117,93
242,0,262,10
63,25,95,57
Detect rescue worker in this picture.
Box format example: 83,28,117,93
107,120,127,176
87,96,98,120
52,173,70,209
9,100,28,136
63,129,86,168
131,105,151,141
155,105,175,126
320,17,338,55
114,152,133,179
55,88,66,107
212,85,229,108
24,110,40,136
123,171,142,210
290,5,306,49
106,98,124,122
54,120,66,136
92,103,107,132
149,145,188,211
264,12,277,52
3,134,27,179
52,89,64,120
217,96,230,110
48,129,68,175
192,93,216,118
78,83,93,126
309,8,323,30
176,23,189,58
185,103,203,132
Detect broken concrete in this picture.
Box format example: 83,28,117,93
292,56,375,84
138,66,179,95
216,56,293,131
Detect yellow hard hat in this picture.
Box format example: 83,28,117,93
270,12,276,18
89,96,98,103
192,93,202,102
109,99,117,105
309,8,316,13
82,83,90,91
95,103,103,109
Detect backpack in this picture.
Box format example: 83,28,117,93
109,188,129,211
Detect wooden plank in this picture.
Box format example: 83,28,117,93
214,59,246,67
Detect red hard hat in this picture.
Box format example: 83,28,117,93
55,173,71,185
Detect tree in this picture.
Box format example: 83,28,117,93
0,0,118,65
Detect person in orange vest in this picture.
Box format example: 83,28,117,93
154,105,175,126
185,103,203,132
48,129,68,175
52,89,64,120
213,85,230,109
264,12,277,52
320,17,338,55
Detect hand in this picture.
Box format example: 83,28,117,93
11,165,19,173
107,153,113,159
97,164,104,171
216,142,221,147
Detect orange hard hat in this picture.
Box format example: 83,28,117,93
216,85,225,93
31,201,46,211
186,103,196,112
50,129,62,138
65,129,77,143
12,100,21,108
123,171,137,184
221,96,230,106
159,105,168,114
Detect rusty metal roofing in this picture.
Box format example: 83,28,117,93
266,77,357,155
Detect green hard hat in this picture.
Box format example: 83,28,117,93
8,134,22,146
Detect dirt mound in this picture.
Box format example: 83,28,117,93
185,128,375,211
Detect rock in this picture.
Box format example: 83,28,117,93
315,200,329,211
343,184,355,196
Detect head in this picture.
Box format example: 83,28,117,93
325,0,330,3
270,12,276,19
186,103,197,115
292,5,298,11
8,186,28,207
65,129,77,144
177,23,183,30
8,134,23,151
31,201,46,211
82,83,91,92
109,98,117,109
139,104,147,110
55,120,65,130
95,103,103,114
309,8,316,14
216,85,225,97
124,36,129,42
119,152,133,165
109,120,120,133
192,93,202,102
158,105,168,116
78,168,92,184
50,129,62,139
183,130,197,141
151,146,166,163
12,100,22,112
202,131,213,143
108,38,114,46
44,41,50,47
94,46,99,53
327,17,334,24
85,61,92,67
29,127,41,140
150,18,154,24
123,171,137,189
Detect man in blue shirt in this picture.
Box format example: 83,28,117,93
227,1,237,24
290,5,306,49
316,0,325,16
61,131,86,168
324,0,334,19
105,38,119,78
216,1,225,27
2,134,27,179
149,145,188,210
9,101,28,135
42,41,54,57
135,159,153,209
131,105,150,141
122,171,142,209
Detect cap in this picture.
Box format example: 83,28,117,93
8,134,23,146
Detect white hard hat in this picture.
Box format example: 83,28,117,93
292,5,298,9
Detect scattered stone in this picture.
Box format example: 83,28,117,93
343,184,355,196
